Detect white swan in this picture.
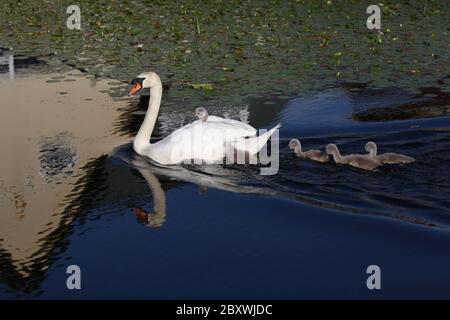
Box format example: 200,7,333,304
128,72,281,165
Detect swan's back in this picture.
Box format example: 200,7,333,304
206,116,257,137
378,152,415,164
303,150,329,163
344,154,381,171
148,120,260,164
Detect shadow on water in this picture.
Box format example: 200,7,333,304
349,84,450,122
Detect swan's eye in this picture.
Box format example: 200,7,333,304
131,77,145,85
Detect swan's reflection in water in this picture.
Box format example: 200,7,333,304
124,149,280,228
115,135,448,231
131,162,166,228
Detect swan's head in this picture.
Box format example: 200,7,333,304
365,141,377,153
195,107,208,120
128,72,162,96
325,144,338,155
288,138,300,150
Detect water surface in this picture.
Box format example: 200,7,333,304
1,62,450,298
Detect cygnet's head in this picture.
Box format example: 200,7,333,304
195,107,208,120
365,141,377,153
326,144,338,155
289,138,300,150
128,71,162,96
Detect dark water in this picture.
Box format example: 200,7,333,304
2,79,450,299
2,0,450,299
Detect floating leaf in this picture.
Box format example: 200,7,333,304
195,17,201,35
370,65,383,72
131,28,141,35
187,83,214,91
331,51,342,58
233,47,243,55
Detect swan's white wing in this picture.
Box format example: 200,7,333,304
230,123,281,155
171,119,254,140
206,116,256,137
147,120,256,164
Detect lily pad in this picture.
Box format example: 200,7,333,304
187,83,215,91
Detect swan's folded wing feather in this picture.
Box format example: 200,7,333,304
229,123,281,155
206,116,257,137
154,120,256,155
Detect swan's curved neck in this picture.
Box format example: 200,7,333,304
139,168,166,228
133,84,162,154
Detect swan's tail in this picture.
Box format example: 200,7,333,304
230,123,281,156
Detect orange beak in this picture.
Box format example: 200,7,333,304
132,207,148,223
128,83,142,96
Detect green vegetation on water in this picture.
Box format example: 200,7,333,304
1,0,449,107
